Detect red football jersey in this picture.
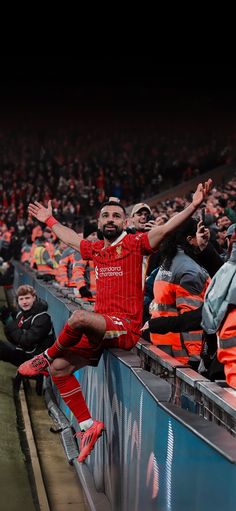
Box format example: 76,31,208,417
80,232,153,331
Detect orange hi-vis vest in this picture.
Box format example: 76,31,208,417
31,225,43,242
30,240,55,270
217,306,236,388
33,245,56,275
72,253,96,301
55,247,76,287
42,240,55,259
151,248,210,364
20,243,32,263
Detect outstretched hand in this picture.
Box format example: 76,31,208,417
28,200,53,223
192,179,212,208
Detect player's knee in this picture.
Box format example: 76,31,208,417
68,309,89,329
51,359,73,376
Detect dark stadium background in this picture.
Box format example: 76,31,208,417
1,55,236,131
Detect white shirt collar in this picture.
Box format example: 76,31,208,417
102,231,127,249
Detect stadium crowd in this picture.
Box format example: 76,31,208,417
0,126,235,263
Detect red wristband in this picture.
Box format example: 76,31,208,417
45,216,58,229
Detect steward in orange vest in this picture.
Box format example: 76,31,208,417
150,218,210,365
20,236,32,264
32,237,56,275
55,242,76,287
72,221,97,301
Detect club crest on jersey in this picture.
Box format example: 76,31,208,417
116,245,122,257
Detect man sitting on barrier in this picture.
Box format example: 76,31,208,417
18,180,212,463
0,285,55,390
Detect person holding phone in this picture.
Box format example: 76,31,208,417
130,203,154,232
129,203,164,288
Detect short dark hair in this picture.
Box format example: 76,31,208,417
99,200,126,215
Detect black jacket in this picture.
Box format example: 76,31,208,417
4,298,55,355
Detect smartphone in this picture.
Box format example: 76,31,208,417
147,214,155,222
201,208,205,224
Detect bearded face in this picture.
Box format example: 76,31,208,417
102,223,123,240
98,204,126,242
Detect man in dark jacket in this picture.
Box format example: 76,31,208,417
0,284,55,367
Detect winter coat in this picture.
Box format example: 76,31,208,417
4,298,55,356
150,248,210,363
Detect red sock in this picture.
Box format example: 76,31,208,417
47,323,81,359
52,374,91,423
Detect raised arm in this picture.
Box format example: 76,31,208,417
148,179,212,250
28,200,82,251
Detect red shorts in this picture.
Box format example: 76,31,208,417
64,315,139,366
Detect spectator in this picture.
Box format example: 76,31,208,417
129,203,152,232
129,203,155,289
129,202,163,288
0,285,55,374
